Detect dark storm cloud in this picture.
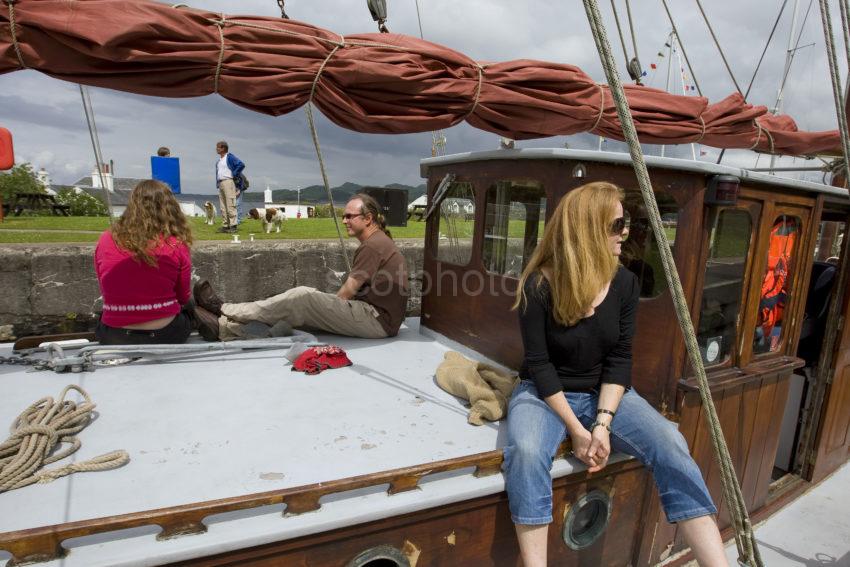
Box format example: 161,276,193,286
0,94,110,133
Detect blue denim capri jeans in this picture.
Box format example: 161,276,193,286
503,380,717,525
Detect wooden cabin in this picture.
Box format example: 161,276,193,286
420,148,850,564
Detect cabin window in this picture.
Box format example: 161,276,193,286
753,215,802,355
434,181,475,266
482,180,546,277
814,220,845,263
621,190,679,298
698,208,753,366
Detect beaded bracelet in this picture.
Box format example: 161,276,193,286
590,421,611,432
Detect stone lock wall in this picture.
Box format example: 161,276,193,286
0,241,425,340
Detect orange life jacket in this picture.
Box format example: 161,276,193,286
758,217,797,338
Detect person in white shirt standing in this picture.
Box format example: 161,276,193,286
215,140,246,234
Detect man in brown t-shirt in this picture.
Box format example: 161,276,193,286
194,194,409,340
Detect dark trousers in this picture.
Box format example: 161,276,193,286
96,310,193,345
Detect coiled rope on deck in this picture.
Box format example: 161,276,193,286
581,1,762,565
0,385,129,493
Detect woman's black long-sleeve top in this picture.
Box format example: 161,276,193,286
518,267,640,398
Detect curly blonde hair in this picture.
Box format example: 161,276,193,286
514,182,623,326
111,180,193,266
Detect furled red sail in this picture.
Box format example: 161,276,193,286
0,0,840,156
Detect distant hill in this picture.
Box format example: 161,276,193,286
241,181,426,204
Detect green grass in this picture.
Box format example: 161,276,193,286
0,216,428,243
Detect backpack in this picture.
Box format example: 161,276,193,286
237,173,249,190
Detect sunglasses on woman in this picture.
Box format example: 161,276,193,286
609,211,631,235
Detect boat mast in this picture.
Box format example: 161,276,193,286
673,34,698,160
770,0,801,174
661,32,674,158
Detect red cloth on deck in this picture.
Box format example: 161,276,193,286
292,345,353,375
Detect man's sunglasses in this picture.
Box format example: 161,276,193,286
342,213,365,221
610,212,631,235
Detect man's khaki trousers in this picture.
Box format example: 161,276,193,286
219,286,388,339
218,178,238,228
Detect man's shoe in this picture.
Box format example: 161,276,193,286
216,227,230,233
193,305,220,342
193,280,224,316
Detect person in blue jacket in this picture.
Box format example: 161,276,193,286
214,140,245,233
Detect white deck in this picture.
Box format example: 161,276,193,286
724,461,850,566
0,319,595,567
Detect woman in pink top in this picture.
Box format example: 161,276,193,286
95,180,195,344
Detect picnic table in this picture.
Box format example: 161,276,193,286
11,192,71,216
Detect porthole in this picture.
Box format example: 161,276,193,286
562,489,612,550
571,163,587,178
346,545,411,567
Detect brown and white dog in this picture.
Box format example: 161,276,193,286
203,201,216,225
248,207,286,233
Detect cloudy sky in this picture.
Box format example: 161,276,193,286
1,0,844,194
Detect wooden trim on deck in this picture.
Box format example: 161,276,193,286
1,445,565,565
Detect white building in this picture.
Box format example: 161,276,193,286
179,202,205,217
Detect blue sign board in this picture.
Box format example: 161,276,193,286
151,156,181,194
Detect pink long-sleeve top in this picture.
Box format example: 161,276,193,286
94,231,192,327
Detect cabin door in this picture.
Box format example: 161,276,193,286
806,212,850,482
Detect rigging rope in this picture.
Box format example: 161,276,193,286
260,1,351,271
717,0,789,166
79,85,115,224
609,0,631,75
818,0,850,184
0,385,129,493
795,0,850,483
694,0,744,95
415,0,447,157
609,0,641,83
581,0,762,564
624,0,641,78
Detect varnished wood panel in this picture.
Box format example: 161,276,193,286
813,364,850,482
753,373,790,509
650,367,794,562
167,462,649,567
811,231,850,482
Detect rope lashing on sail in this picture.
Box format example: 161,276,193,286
0,385,129,493
581,1,763,565
459,64,485,123
749,120,776,155
592,84,606,132
304,39,352,271
695,115,706,144
6,1,26,69
212,14,227,95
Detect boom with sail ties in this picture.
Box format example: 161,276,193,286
0,0,841,157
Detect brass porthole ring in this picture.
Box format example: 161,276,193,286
562,489,612,550
346,544,411,567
